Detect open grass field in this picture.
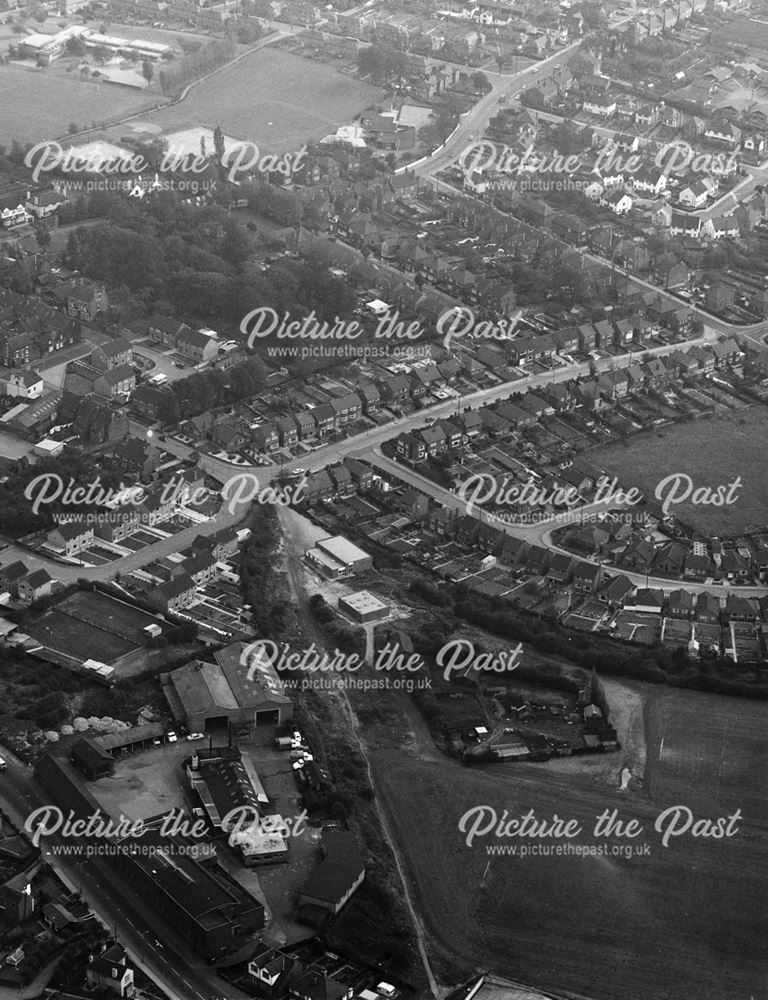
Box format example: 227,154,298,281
645,686,768,828
589,406,768,536
0,62,159,143
363,682,768,1000
57,590,164,644
27,608,136,662
103,47,386,153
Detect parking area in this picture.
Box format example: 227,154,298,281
237,741,328,946
132,344,195,383
88,733,326,945
91,739,192,821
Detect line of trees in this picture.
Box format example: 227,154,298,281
158,36,236,95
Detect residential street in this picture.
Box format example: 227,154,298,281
5,326,755,599
400,42,583,181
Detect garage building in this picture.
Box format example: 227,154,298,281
163,641,293,738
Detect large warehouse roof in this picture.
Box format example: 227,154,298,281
215,641,288,702
316,535,370,566
168,642,290,718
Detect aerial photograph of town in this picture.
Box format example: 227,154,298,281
0,0,767,996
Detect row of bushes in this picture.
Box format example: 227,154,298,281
451,592,768,698
293,689,418,980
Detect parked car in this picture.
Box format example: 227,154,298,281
186,732,205,741
166,732,178,743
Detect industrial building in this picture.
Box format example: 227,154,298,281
35,754,264,961
71,738,115,780
162,641,293,738
305,536,372,579
338,590,390,625
298,830,365,925
92,723,167,758
228,816,290,867
185,745,268,831
111,819,265,961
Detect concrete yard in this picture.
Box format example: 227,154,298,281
89,734,324,945
91,740,191,822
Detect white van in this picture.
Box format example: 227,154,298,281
377,984,396,998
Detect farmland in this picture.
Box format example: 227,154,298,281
363,684,768,999
590,405,768,536
102,48,386,153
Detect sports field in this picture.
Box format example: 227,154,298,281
25,590,167,664
1,42,383,151
103,47,385,153
0,62,158,143
590,406,768,536
365,685,768,999
28,609,136,662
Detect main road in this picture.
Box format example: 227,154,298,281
7,325,756,599
399,40,584,180
0,746,253,1000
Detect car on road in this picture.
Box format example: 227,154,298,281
166,732,178,743
0,756,6,771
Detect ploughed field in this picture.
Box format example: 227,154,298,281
589,407,768,536
367,686,768,999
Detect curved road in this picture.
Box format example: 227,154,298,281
5,322,764,600
366,450,768,600
400,40,583,181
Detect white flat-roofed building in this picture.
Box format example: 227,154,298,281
82,29,172,58
338,590,390,624
366,299,390,315
17,25,88,60
305,535,372,578
230,815,289,866
33,438,65,458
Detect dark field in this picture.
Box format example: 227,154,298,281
590,406,768,536
56,590,164,645
26,591,165,663
367,686,768,999
28,609,135,662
